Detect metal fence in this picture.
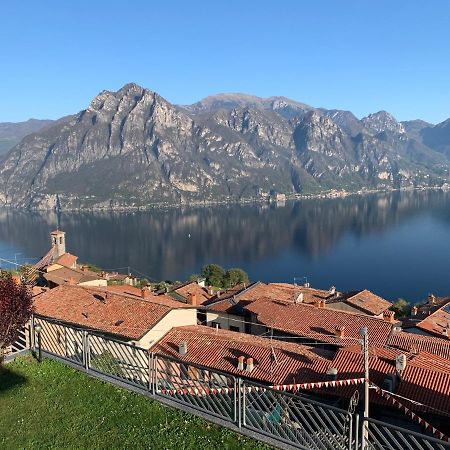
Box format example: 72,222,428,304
29,317,450,450
365,417,450,450
2,325,30,362
242,379,354,450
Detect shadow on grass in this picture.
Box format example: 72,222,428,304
0,365,27,393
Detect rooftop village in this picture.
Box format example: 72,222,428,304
20,231,450,435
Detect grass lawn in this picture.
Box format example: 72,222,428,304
0,356,270,450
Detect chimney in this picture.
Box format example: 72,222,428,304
411,306,418,316
383,310,396,324
304,282,310,288
326,367,338,381
316,300,325,308
101,271,106,278
141,287,151,299
245,357,254,373
81,265,88,272
68,277,76,286
334,325,345,338
294,292,304,304
329,286,336,296
179,341,188,355
208,285,214,295
237,355,245,370
187,292,198,306
428,294,436,305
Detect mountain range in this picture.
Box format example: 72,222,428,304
0,83,449,210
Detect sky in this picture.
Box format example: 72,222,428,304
1,1,449,123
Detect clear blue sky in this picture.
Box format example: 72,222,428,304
1,1,449,123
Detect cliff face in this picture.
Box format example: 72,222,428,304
0,83,449,210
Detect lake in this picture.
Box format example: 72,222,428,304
1,190,450,302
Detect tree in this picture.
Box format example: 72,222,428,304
390,298,410,318
201,264,226,288
188,273,200,282
224,268,249,288
0,274,33,362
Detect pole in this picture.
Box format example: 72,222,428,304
360,327,369,449
38,332,42,363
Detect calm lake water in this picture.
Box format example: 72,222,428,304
1,190,450,302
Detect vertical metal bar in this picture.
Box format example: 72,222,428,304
348,415,353,450
242,381,246,426
148,352,152,393
238,378,242,428
85,332,90,371
233,377,237,423
355,414,360,450
152,354,157,395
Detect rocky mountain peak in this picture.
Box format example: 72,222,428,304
1,84,449,210
361,111,405,135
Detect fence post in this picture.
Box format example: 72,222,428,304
83,331,89,371
355,414,360,450
242,380,246,426
233,377,237,424
238,378,242,428
151,353,156,395
148,352,152,393
348,414,353,450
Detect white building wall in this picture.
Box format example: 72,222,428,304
206,311,245,333
138,308,197,348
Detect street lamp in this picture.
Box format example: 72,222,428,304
359,326,369,449
34,323,43,362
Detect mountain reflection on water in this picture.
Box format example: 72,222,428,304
1,190,450,301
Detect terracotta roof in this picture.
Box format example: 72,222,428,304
340,290,392,316
34,248,54,270
152,325,330,385
245,298,394,347
328,346,450,417
414,295,450,317
239,282,329,304
172,282,212,305
53,252,78,268
107,273,130,281
43,266,102,285
387,331,450,359
106,285,145,297
33,285,177,339
415,299,450,338
202,283,254,314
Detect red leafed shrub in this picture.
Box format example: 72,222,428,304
0,273,33,359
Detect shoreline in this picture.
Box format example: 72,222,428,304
1,185,448,213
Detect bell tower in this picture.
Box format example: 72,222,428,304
50,230,66,259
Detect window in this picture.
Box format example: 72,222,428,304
230,326,240,333
211,322,221,329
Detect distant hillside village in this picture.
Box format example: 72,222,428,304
6,229,450,437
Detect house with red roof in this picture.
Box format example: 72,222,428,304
244,296,396,349
33,285,198,353
151,324,331,386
